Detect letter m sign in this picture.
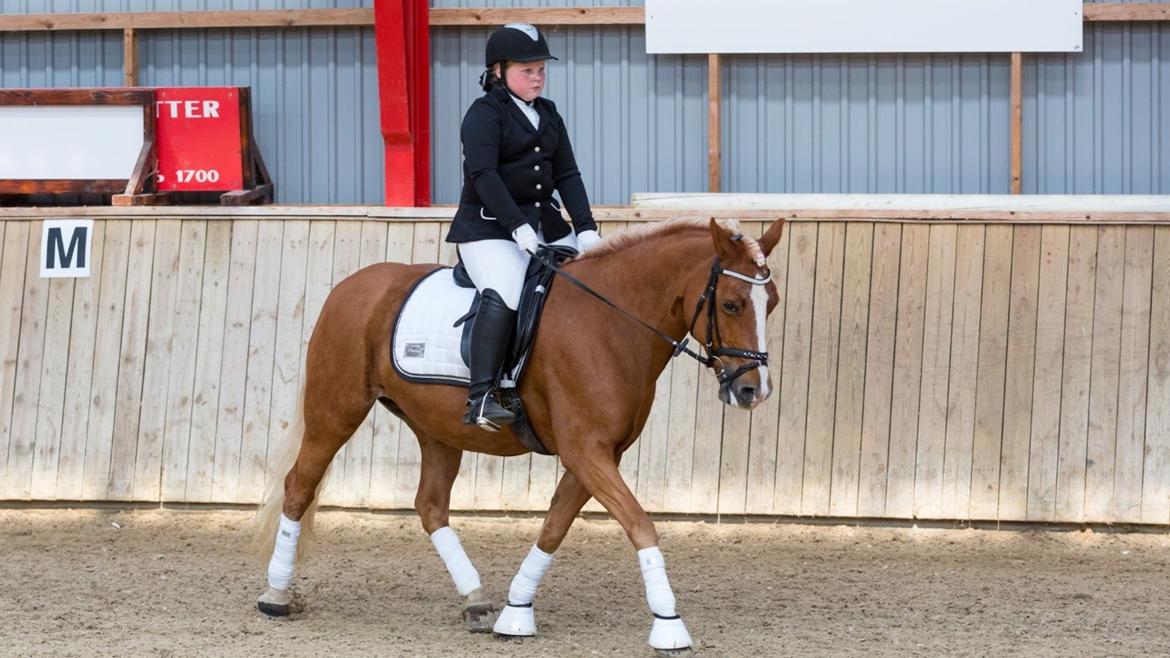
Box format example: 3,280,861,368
41,219,94,278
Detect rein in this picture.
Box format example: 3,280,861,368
534,248,771,394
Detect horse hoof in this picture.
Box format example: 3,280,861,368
461,587,497,633
257,587,292,618
493,603,537,637
655,648,694,658
649,616,692,655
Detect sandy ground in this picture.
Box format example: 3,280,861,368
1,509,1169,657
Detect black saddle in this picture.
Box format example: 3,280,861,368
450,244,578,455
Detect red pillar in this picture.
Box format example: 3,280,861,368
375,0,430,206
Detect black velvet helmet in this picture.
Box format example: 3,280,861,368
484,23,557,68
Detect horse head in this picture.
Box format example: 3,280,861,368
698,217,784,410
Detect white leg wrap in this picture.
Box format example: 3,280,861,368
639,546,693,650
493,545,553,637
507,544,554,605
266,514,301,591
430,526,483,597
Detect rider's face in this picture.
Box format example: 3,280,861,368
502,61,546,102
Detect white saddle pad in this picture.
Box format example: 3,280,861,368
392,268,519,387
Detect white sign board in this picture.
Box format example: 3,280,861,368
41,219,94,278
646,0,1083,54
0,106,144,179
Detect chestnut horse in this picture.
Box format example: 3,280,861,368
255,217,784,655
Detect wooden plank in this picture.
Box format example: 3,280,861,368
969,225,1013,520
54,224,106,501
1084,4,1170,22
718,404,752,516
160,221,206,501
0,222,21,492
1055,226,1097,522
6,223,48,499
369,223,412,508
745,223,791,514
885,224,930,518
801,223,846,517
1084,227,1125,522
663,359,700,513
238,221,284,504
772,222,817,515
209,221,257,504
319,221,363,507
0,9,376,31
1026,226,1070,522
939,225,985,519
29,275,75,499
184,221,232,502
1010,53,1023,194
857,224,901,517
999,226,1043,520
263,220,309,498
913,225,958,519
1116,229,1154,523
131,220,181,501
430,7,644,26
708,54,721,194
1141,226,1170,524
828,223,873,517
107,220,155,500
81,222,131,500
122,28,138,86
635,369,673,512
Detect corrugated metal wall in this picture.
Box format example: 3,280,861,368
1,1,1168,201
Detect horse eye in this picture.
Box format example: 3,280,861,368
721,300,739,314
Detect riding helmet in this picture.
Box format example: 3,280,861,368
484,23,558,67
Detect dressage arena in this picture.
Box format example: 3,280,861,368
4,509,1170,657
3,2,1170,656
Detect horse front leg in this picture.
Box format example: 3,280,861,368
414,437,496,632
560,441,693,656
493,468,593,637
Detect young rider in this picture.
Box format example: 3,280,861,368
447,23,602,430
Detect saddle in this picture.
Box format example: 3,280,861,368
391,245,577,455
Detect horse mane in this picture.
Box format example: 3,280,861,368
575,217,764,263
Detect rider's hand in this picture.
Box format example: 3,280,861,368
577,230,602,253
512,224,541,255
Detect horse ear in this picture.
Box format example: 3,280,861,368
760,218,785,257
708,217,739,262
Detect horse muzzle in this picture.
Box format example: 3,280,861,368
715,359,771,410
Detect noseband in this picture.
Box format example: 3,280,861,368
535,249,771,394
682,258,772,397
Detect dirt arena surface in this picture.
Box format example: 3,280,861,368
1,509,1169,657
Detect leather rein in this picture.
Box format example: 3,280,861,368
534,247,772,395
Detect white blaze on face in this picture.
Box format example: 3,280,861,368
749,282,771,398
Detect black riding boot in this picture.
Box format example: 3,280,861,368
462,289,518,430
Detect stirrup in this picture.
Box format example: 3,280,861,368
463,393,515,431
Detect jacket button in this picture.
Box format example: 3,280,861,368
534,165,541,171
534,146,541,152
535,202,541,208
536,184,542,190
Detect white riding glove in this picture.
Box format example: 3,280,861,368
577,229,603,253
511,224,541,255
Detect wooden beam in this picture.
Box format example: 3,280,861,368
708,54,721,194
1010,52,1023,195
0,9,374,32
1083,3,1170,21
122,28,138,86
429,7,644,26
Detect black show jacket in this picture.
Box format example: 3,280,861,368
446,84,597,244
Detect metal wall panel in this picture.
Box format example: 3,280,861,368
2,1,1168,201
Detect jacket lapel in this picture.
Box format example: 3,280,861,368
493,86,537,135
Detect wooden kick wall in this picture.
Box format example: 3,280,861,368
1,211,1168,524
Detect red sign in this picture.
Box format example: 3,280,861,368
154,87,243,191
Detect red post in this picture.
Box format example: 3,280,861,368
375,0,430,206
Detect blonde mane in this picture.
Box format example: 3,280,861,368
576,217,763,263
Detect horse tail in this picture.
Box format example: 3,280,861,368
251,381,329,563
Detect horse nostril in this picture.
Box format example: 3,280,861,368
738,386,757,402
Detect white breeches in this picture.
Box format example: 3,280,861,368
457,229,580,310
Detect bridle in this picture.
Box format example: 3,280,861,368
535,248,771,396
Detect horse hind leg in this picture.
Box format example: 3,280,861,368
254,384,374,618
414,436,496,632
